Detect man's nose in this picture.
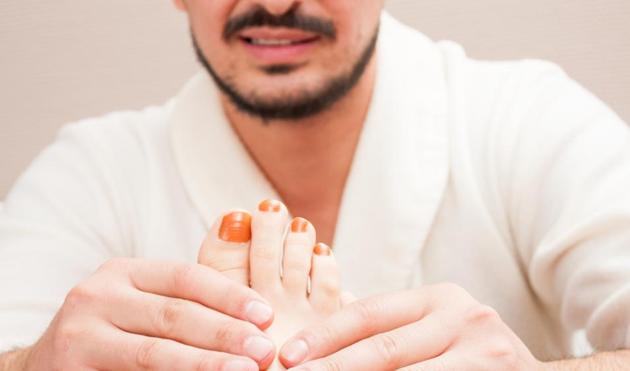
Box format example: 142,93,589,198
254,0,300,16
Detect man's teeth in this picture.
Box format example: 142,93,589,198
249,38,299,46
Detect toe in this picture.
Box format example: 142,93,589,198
309,243,341,313
282,217,316,297
250,199,289,292
198,211,251,285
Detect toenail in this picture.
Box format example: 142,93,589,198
282,339,309,365
219,212,252,243
291,217,310,233
243,336,274,362
258,199,283,212
314,243,332,256
244,300,274,326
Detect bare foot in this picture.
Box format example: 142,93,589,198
199,200,342,370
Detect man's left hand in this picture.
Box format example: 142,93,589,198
278,283,544,370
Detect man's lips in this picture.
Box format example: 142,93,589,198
237,27,322,65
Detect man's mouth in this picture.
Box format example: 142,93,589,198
240,34,320,46
237,28,322,64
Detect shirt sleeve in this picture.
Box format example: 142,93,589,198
0,121,132,352
503,62,630,351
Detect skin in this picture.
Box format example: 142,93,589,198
1,1,629,370
0,259,277,370
198,201,344,370
174,0,382,246
174,1,630,369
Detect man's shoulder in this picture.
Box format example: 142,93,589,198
54,101,175,162
434,39,568,99
61,102,172,144
383,14,572,117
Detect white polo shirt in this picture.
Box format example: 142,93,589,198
2,12,630,360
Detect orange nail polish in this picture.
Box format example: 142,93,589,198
314,243,332,256
259,199,283,212
219,212,252,243
291,217,310,233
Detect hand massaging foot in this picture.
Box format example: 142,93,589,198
198,199,342,370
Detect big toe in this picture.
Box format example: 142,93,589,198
198,210,251,285
250,199,289,293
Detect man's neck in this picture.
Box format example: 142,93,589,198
222,60,377,245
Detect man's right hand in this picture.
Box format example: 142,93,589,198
15,258,276,370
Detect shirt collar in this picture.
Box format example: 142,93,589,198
168,11,450,297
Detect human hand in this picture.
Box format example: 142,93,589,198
22,258,277,370
279,284,543,370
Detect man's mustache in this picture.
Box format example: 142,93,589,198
223,6,337,41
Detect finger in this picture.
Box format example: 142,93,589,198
397,351,469,371
109,289,275,367
280,289,430,367
85,324,259,371
291,312,457,371
123,259,274,329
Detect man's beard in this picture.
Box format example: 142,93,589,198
192,29,379,121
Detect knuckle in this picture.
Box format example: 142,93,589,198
214,319,238,346
171,264,197,293
371,334,401,368
489,343,515,360
135,338,160,369
464,304,501,325
64,283,96,309
484,337,517,360
320,357,344,371
154,298,187,337
492,348,519,369
352,299,383,331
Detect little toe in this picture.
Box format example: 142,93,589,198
309,243,341,313
282,217,317,296
250,199,289,292
198,211,251,285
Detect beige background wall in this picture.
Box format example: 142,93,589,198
1,0,629,198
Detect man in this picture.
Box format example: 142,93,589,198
1,0,630,369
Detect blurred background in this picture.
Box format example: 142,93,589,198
1,0,629,198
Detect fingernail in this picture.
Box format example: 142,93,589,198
244,336,274,362
223,359,257,371
245,301,273,326
259,199,283,212
219,212,252,243
291,217,310,233
282,339,309,365
314,243,332,256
